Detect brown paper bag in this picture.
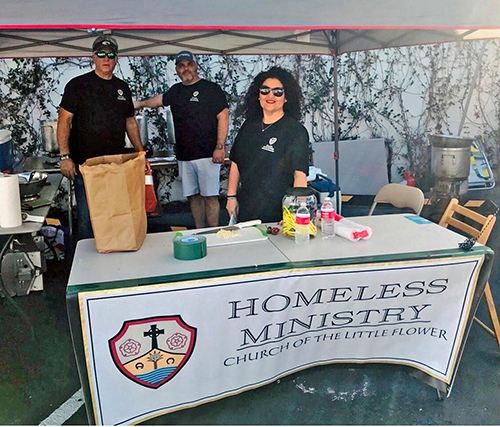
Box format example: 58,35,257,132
80,152,146,253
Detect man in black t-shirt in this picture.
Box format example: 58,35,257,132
57,36,144,240
135,51,229,229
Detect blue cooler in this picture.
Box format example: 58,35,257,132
0,130,13,172
309,173,342,214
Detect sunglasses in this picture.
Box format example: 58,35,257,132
95,51,117,59
259,86,285,97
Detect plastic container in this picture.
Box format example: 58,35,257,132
0,130,13,173
295,203,310,245
282,187,317,225
320,197,335,239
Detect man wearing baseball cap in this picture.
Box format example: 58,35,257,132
57,35,144,240
92,35,119,53
135,50,229,229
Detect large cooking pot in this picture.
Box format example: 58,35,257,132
430,134,472,182
136,115,148,145
125,115,148,148
40,119,59,154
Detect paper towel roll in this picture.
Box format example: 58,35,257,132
0,174,22,228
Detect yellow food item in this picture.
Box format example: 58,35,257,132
216,229,240,239
282,206,317,237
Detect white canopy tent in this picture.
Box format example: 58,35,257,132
2,27,500,57
1,0,500,58
2,0,500,202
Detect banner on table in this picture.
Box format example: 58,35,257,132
79,255,483,425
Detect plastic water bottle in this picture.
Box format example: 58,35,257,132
320,197,335,239
295,202,310,245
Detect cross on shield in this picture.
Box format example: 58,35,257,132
109,315,196,389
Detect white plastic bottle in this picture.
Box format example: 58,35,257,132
320,197,335,239
295,202,310,245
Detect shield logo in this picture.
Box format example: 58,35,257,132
109,315,196,389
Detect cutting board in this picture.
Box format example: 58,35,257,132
180,226,268,247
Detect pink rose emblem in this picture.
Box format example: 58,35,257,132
166,332,188,350
119,338,141,357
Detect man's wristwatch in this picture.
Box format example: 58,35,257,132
215,144,224,150
60,154,71,161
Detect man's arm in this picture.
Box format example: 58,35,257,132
134,94,164,110
125,117,144,152
212,107,229,163
57,107,76,180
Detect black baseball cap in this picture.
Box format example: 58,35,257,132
92,36,118,53
175,50,196,64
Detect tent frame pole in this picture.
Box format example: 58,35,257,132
330,32,341,214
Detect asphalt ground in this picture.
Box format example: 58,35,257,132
1,186,499,425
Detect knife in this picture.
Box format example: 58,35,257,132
193,220,262,235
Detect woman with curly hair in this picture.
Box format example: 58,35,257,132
226,66,310,223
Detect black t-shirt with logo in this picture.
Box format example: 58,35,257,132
60,71,135,165
229,114,310,222
162,79,228,161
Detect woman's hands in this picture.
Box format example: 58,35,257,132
226,161,240,219
226,197,238,219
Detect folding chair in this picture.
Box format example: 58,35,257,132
368,183,425,216
438,198,500,350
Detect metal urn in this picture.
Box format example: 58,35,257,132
430,134,472,200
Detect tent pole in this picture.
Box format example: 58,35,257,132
330,44,341,214
457,40,488,136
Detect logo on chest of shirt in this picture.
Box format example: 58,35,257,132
262,137,278,153
117,89,127,101
190,91,200,102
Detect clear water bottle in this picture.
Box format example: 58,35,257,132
295,202,310,245
320,197,335,239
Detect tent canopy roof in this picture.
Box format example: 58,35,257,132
1,0,500,58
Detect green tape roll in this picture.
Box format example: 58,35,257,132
173,235,207,260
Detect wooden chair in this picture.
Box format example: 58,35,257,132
368,183,425,216
438,198,500,350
